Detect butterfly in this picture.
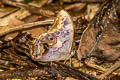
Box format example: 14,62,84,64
30,10,74,61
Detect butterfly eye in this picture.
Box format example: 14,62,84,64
48,36,54,42
49,37,54,41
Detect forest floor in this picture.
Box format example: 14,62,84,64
0,0,120,80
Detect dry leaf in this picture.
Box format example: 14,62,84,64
77,0,120,61
0,1,4,8
77,24,99,60
24,15,42,23
65,3,86,11
8,17,23,27
94,25,120,61
65,77,79,80
85,3,101,21
28,0,48,8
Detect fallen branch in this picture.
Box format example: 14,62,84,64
85,60,118,75
63,0,104,3
65,3,86,11
85,61,105,72
0,68,48,79
0,8,19,18
99,60,120,79
2,0,55,17
52,62,101,80
0,19,54,37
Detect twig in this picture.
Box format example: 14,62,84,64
98,60,120,80
65,3,86,11
0,8,19,18
63,0,104,3
28,0,48,8
2,49,28,66
0,65,10,70
0,19,54,37
52,62,101,80
85,61,118,75
85,61,105,72
0,68,48,79
0,33,38,67
2,0,55,17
